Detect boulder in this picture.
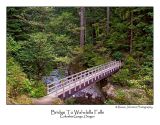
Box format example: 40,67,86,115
102,83,116,98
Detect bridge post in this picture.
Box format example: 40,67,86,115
55,84,58,97
79,79,82,89
79,73,82,89
74,80,76,91
62,82,65,98
69,83,71,95
46,60,123,98
63,92,65,98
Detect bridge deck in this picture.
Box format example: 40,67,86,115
47,60,123,99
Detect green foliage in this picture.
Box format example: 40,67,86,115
50,34,73,58
30,82,46,98
114,89,127,104
142,75,153,87
125,55,139,75
83,52,106,67
7,57,31,97
126,74,152,89
112,51,123,60
139,64,153,79
18,32,55,79
145,89,153,100
125,55,136,65
127,79,143,88
7,7,153,105
83,45,106,67
7,35,21,57
49,12,78,34
55,56,71,65
104,99,116,105
96,46,107,54
114,88,152,105
64,98,76,105
71,44,107,69
112,69,129,86
8,95,33,105
7,8,25,40
7,57,46,102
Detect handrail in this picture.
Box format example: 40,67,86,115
47,60,115,86
47,60,122,94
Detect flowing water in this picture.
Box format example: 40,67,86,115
43,68,103,100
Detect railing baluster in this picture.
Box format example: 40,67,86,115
47,60,123,96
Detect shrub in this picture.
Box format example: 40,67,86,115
104,99,116,105
125,55,138,75
112,51,123,60
112,69,129,86
7,57,32,97
30,82,46,98
127,79,142,88
83,50,106,67
13,95,32,104
7,57,46,100
114,89,127,104
127,75,153,89
65,98,76,105
7,35,21,57
145,88,153,101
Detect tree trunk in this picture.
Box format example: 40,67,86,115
84,9,86,44
80,7,85,47
106,7,110,34
130,11,133,54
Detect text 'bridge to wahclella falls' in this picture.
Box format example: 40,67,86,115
47,60,123,99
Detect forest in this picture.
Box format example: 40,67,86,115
7,7,153,105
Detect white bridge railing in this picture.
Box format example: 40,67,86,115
47,60,122,96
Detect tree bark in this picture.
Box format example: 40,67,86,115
80,7,85,47
130,11,133,54
106,7,110,34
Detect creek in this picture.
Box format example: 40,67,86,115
43,68,105,104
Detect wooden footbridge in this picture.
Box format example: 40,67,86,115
47,60,123,99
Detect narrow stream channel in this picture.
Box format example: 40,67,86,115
43,69,103,99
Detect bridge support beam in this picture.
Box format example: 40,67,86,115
47,61,123,99
63,93,65,98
